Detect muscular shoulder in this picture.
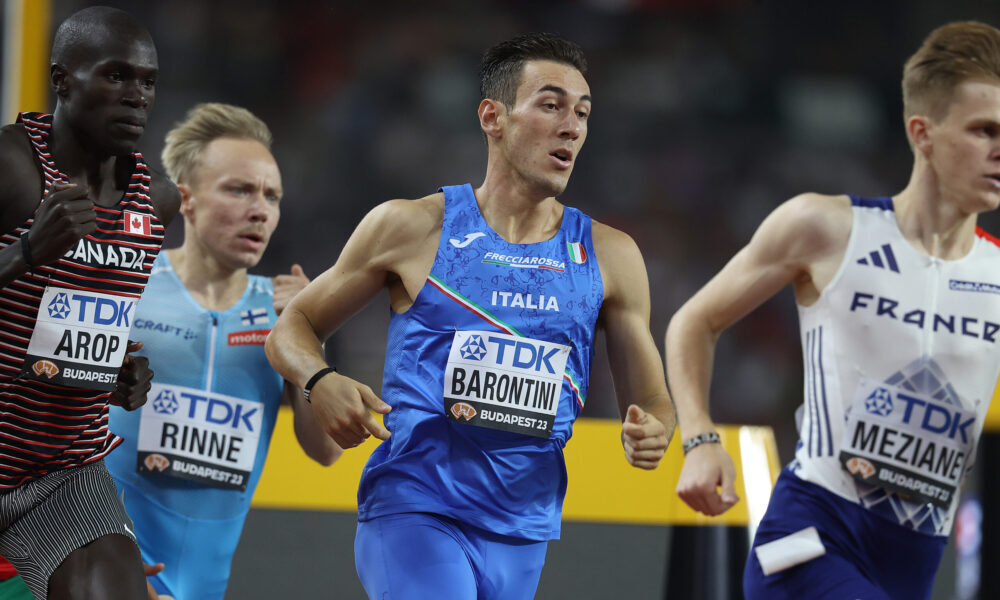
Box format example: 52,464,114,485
365,193,444,248
0,124,43,232
757,192,853,265
148,168,180,228
591,220,647,304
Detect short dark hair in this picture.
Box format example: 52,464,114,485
480,32,587,108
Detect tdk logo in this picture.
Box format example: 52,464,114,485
488,336,560,374
850,292,999,343
460,335,488,360
49,293,134,327
152,389,179,415
865,388,893,416
48,293,72,319
182,392,258,432
896,392,975,443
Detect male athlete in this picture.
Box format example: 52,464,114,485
667,21,1000,600
266,33,675,599
107,103,340,600
0,7,180,600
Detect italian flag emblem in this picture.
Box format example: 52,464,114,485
567,241,587,264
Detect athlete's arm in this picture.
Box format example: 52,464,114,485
284,380,342,465
265,198,441,449
594,223,675,470
0,125,97,288
666,193,852,515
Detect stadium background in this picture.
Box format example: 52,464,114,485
5,0,1000,598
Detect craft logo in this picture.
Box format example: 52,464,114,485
451,402,477,420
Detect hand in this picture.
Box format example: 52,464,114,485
675,440,740,516
620,404,668,470
309,372,391,448
143,562,165,600
26,182,97,266
109,341,153,411
272,264,309,315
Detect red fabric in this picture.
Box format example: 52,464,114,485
0,555,17,580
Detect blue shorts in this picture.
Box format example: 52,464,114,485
744,469,947,600
355,512,548,600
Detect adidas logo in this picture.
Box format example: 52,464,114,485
856,243,899,273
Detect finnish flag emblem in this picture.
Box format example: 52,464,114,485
240,308,270,326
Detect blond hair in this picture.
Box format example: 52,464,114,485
903,21,1000,120
161,103,272,184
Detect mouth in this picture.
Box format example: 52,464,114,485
113,117,146,136
986,174,1000,188
549,149,574,168
238,232,267,249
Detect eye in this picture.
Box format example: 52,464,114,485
576,110,589,120
143,78,157,89
108,72,123,83
266,194,281,203
542,102,558,110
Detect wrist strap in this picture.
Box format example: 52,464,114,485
302,366,337,403
20,233,33,268
682,431,721,455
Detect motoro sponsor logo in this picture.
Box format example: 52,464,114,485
227,329,269,346
450,402,476,421
144,453,170,472
32,360,59,378
849,291,999,343
864,387,893,416
65,238,148,271
845,456,875,479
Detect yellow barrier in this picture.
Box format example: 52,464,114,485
985,376,1000,432
252,408,780,526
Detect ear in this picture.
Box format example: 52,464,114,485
478,99,505,141
906,114,934,157
50,64,69,97
177,183,195,219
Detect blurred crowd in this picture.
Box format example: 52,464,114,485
35,0,1000,459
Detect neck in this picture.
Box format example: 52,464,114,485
167,244,248,312
476,161,564,244
893,167,979,260
49,109,116,183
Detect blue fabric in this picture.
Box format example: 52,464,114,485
355,512,548,600
744,469,946,600
107,253,283,600
358,184,604,541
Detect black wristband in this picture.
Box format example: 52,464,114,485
682,431,721,455
20,232,33,268
302,366,337,403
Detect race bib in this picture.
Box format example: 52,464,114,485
22,286,135,390
136,383,262,491
444,330,570,438
839,379,976,508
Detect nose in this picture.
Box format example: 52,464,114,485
122,81,148,108
558,110,581,141
248,193,275,223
